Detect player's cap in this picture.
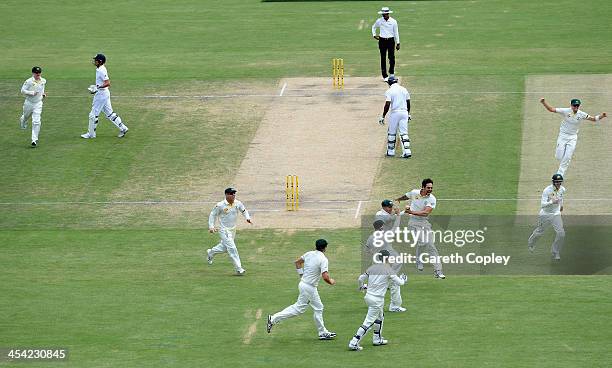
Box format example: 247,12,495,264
381,199,393,208
552,174,563,182
224,187,237,194
387,76,398,85
93,53,106,63
570,98,581,106
315,239,328,250
31,66,42,74
378,7,393,14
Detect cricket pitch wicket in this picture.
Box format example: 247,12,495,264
285,175,299,211
332,58,344,89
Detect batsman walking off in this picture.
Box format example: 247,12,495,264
528,174,566,260
20,66,47,147
267,239,337,340
206,187,252,275
349,249,407,351
540,98,607,176
81,53,129,139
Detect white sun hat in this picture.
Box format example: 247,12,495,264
378,7,393,14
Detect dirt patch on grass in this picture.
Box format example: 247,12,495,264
518,75,612,215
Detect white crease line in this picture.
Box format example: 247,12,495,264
279,82,287,96
355,200,363,219
1,91,610,99
4,198,612,206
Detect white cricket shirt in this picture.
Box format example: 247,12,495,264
371,17,400,42
301,250,329,287
385,83,410,113
555,108,590,136
375,209,401,231
540,185,565,216
208,199,251,230
406,189,436,225
360,263,404,298
21,77,46,104
96,65,110,89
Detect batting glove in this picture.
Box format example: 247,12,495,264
399,274,408,282
88,85,98,94
378,116,385,125
407,114,412,121
359,284,368,291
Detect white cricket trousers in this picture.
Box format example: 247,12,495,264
387,110,410,156
21,101,43,142
410,223,443,273
349,294,385,345
528,214,565,256
209,228,244,272
555,133,577,176
86,89,127,135
386,247,403,309
271,281,328,335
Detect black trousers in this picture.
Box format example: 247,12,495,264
378,37,396,78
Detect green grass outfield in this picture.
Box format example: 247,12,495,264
1,0,611,367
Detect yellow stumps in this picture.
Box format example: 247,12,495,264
332,58,344,89
286,175,299,211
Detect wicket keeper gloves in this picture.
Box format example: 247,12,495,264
88,85,98,94
378,116,385,125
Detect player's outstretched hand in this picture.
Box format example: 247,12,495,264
247,219,253,225
602,112,608,118
539,98,545,103
329,278,336,285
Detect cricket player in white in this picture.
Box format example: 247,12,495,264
20,66,46,147
396,178,446,279
81,54,129,139
528,174,566,260
540,98,607,176
378,76,412,158
206,187,252,275
373,200,406,312
267,239,337,340
349,249,407,351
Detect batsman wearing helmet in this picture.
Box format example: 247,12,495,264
378,76,412,158
81,53,129,139
528,174,566,260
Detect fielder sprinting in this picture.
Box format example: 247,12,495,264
396,178,446,279
540,98,607,176
349,249,407,351
373,200,406,312
20,66,47,148
378,76,412,158
528,174,566,260
267,239,337,340
81,54,129,139
206,187,252,275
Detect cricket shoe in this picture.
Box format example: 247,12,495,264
373,337,388,346
434,271,446,279
416,263,424,272
31,141,37,148
348,343,363,351
389,306,406,312
383,77,389,82
236,269,246,276
552,253,561,261
80,132,96,139
402,153,412,158
118,127,129,138
318,332,336,340
266,315,273,333
206,249,213,265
